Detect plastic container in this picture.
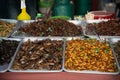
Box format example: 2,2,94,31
89,11,115,19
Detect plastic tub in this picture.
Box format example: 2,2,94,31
89,11,115,19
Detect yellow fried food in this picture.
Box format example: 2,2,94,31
65,38,118,72
0,20,15,37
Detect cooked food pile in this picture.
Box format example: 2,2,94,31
0,19,120,73
0,20,15,37
12,39,63,70
86,19,120,36
113,40,120,65
19,19,82,36
0,39,19,65
65,38,117,72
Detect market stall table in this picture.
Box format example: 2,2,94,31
0,19,120,80
0,72,120,80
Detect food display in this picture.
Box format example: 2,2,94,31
0,20,15,37
108,38,120,70
114,41,120,66
0,18,120,74
0,38,20,72
10,38,64,72
16,19,82,37
0,39,20,65
86,19,120,36
64,38,118,74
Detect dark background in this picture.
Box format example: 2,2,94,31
0,0,37,20
0,0,119,19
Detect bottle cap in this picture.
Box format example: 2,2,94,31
36,13,42,19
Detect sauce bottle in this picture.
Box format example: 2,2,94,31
17,0,31,20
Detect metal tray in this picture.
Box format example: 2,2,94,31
0,38,21,73
84,19,120,38
9,37,65,72
0,19,17,23
108,38,120,72
86,20,108,24
0,19,17,37
11,20,83,38
63,37,119,75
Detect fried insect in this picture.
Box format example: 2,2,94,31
0,20,15,37
12,39,63,70
65,39,117,72
19,19,82,36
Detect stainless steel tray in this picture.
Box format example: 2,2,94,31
9,37,65,72
108,38,120,72
63,37,119,75
0,38,21,73
11,20,83,38
0,19,17,37
84,19,120,38
86,20,108,24
0,19,17,23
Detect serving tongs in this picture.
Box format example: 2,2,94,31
81,21,102,42
91,26,103,42
7,21,24,38
81,20,92,39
